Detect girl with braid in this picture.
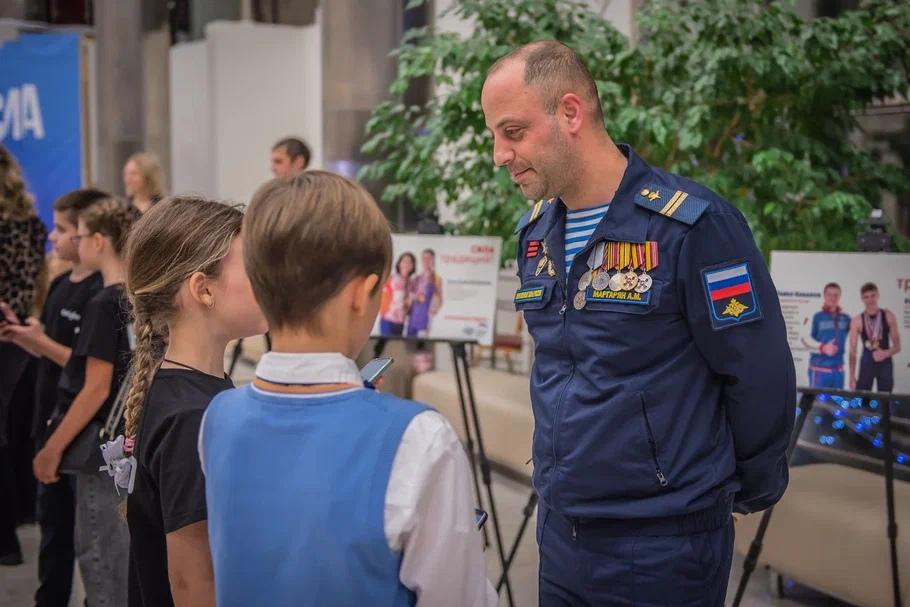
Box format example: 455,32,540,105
120,198,265,607
33,198,139,605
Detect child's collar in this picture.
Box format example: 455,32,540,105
255,352,362,387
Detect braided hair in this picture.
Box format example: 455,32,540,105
122,197,243,447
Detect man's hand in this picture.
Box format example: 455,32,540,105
872,349,890,363
820,342,838,356
33,445,63,484
849,376,857,391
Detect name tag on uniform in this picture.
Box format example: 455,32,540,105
514,287,545,303
586,289,652,305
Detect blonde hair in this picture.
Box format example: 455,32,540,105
243,171,391,333
0,144,35,220
123,197,243,442
80,199,140,256
126,152,165,199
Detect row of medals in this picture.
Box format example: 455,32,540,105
573,266,652,310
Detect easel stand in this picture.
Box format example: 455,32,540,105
374,337,516,606
732,387,906,607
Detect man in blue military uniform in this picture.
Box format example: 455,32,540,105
482,41,795,605
802,282,852,388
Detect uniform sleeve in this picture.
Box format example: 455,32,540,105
677,211,796,514
74,295,119,363
150,409,208,533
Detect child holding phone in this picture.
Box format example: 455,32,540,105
0,188,108,604
200,172,497,606
119,197,266,607
34,199,138,605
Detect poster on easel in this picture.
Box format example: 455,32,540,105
373,235,501,346
770,251,909,393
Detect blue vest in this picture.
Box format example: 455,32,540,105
808,309,851,369
202,385,427,607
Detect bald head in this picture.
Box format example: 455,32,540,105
487,40,604,126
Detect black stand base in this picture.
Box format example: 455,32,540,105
732,388,905,607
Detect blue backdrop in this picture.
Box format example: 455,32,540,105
0,32,83,231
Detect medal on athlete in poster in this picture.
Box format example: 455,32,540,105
862,311,882,351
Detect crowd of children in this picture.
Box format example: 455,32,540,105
2,170,497,606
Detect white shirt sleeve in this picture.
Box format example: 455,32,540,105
385,410,499,607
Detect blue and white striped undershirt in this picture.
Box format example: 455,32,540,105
564,202,610,275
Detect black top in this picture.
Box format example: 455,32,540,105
56,283,132,423
127,368,233,607
32,271,103,440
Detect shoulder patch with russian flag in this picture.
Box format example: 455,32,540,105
702,261,762,330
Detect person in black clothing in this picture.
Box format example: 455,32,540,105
33,199,139,605
0,144,47,565
1,187,108,604
117,197,265,607
849,282,902,392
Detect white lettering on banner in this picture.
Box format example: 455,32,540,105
0,84,45,141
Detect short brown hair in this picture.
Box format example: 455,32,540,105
80,198,140,256
488,40,604,125
53,188,111,225
861,282,878,295
243,171,392,332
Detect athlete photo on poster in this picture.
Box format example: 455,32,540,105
374,235,501,346
771,251,908,393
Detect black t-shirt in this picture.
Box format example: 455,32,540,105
32,271,103,439
57,283,132,423
127,368,233,607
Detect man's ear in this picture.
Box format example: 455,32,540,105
558,93,585,135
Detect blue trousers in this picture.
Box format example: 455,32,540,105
808,366,844,389
538,504,734,606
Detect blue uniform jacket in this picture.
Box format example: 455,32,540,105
514,145,795,518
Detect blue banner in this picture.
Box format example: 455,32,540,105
0,32,83,230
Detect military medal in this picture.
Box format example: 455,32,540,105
608,272,624,292
635,272,653,293
573,290,587,310
621,270,638,291
578,270,592,291
578,242,604,292
535,256,547,276
592,270,611,291
547,259,557,277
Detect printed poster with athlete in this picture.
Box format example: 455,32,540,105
770,251,908,393
373,235,501,346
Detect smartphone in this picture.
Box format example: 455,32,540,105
474,508,488,529
360,357,394,384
